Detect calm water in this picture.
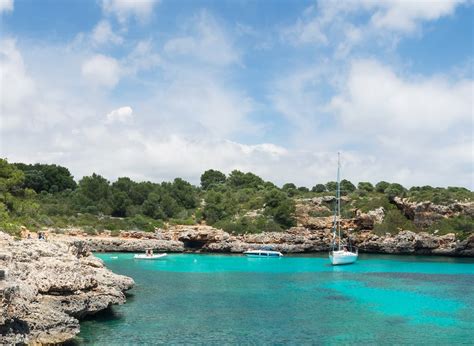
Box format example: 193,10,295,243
77,253,474,345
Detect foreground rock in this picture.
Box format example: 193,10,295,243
55,225,473,257
0,232,134,344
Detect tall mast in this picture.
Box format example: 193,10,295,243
336,152,341,250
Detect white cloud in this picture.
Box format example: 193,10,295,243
0,39,35,131
141,72,255,137
101,0,159,24
123,40,161,75
91,20,123,45
271,67,325,129
270,56,473,188
164,10,239,66
106,106,133,123
2,9,472,189
0,0,13,14
81,54,121,88
330,59,473,133
368,0,464,32
0,38,103,137
283,0,466,54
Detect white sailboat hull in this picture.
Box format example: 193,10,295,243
329,250,358,265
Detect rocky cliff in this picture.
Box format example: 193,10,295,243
0,232,134,344
56,225,473,257
391,197,474,228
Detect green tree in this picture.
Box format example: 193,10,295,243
357,182,374,192
169,178,197,209
77,174,110,203
142,192,166,219
0,159,25,195
264,189,296,228
227,170,264,189
326,181,337,191
15,163,76,193
282,183,298,197
385,183,406,199
109,190,131,217
282,183,296,190
203,190,237,224
112,177,135,194
340,179,356,193
311,184,326,193
200,169,226,190
375,181,390,193
160,193,181,218
129,181,154,205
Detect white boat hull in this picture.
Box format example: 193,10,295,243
329,250,358,265
244,250,283,257
134,253,167,260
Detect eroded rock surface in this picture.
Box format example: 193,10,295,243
0,232,134,344
57,225,473,257
392,197,474,228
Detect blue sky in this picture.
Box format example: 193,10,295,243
0,0,473,188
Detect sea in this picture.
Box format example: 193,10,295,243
76,253,474,345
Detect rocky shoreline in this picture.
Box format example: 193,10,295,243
34,197,472,257
0,232,134,344
0,225,472,344
52,225,473,257
1,197,471,343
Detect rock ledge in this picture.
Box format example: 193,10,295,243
0,232,134,344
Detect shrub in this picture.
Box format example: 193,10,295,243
428,216,473,239
374,210,416,235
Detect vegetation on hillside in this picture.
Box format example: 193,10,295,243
0,158,472,237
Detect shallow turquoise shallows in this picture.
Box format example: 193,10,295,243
76,253,474,345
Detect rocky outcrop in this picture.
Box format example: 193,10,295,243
352,230,473,256
296,196,386,231
0,232,134,344
55,225,473,257
82,237,184,253
392,197,474,228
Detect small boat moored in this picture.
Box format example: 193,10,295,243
329,248,358,265
134,249,167,260
328,153,358,266
244,247,283,257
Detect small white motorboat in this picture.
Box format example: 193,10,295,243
134,249,167,260
244,247,283,257
134,253,167,260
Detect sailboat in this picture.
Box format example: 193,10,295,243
329,153,358,265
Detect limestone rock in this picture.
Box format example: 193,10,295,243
0,233,134,344
392,197,474,228
42,225,473,257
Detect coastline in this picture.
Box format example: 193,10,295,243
52,225,474,257
1,225,472,343
0,232,134,344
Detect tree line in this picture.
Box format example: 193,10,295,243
0,158,471,236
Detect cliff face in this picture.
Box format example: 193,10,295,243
0,232,134,344
391,197,474,228
295,197,385,231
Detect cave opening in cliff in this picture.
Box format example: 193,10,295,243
183,240,207,250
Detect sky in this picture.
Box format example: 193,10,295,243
0,0,473,188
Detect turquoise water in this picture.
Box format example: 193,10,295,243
77,253,474,345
